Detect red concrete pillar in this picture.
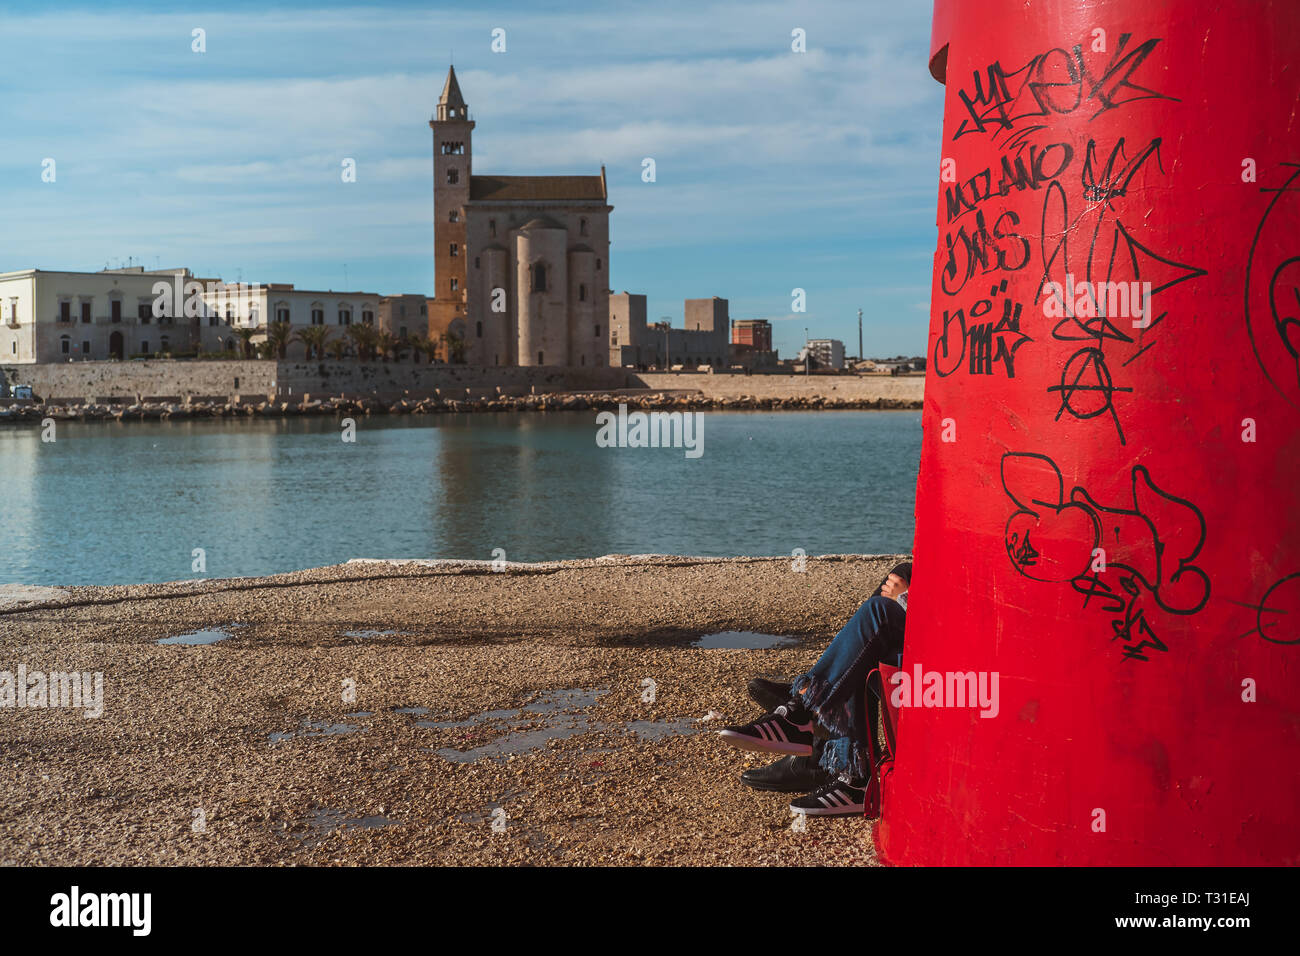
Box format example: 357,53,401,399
878,0,1300,864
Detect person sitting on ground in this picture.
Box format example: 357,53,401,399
718,561,911,817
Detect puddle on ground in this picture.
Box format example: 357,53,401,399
342,629,413,638
344,711,372,718
393,706,429,715
692,631,797,649
269,719,361,743
293,807,399,849
416,687,608,764
407,686,707,763
158,623,246,645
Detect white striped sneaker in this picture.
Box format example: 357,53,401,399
789,777,867,816
717,705,814,756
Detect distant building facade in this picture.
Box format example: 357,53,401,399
609,294,730,368
0,266,440,363
429,66,612,367
730,318,779,369
807,338,846,370
0,267,205,363
377,295,429,342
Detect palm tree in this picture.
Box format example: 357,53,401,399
376,331,396,363
293,325,331,360
345,324,378,361
265,320,293,360
327,339,349,360
442,331,466,364
234,327,256,359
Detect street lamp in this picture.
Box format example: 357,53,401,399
858,308,863,367
804,327,810,376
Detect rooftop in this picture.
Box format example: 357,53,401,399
469,174,606,203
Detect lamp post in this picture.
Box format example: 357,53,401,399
858,308,863,367
804,327,810,376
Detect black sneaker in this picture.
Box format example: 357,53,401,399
746,677,793,712
790,777,867,816
718,705,814,756
740,753,830,793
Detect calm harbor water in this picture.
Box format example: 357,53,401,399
0,410,920,586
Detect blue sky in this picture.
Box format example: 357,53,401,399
0,0,943,358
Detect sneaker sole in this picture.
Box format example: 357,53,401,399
791,803,865,817
740,773,829,793
717,729,813,756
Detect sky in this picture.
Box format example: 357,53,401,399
0,0,944,358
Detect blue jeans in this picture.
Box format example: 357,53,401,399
791,595,906,780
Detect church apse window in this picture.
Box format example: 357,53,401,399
489,220,496,237
594,324,600,338
532,263,547,293
579,284,586,302
476,321,482,338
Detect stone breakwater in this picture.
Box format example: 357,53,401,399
0,391,921,423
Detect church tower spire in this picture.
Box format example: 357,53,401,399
436,65,467,121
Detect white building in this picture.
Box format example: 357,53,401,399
807,338,846,371
0,267,420,363
0,267,204,363
199,283,383,358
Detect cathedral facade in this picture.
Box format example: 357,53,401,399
429,66,612,367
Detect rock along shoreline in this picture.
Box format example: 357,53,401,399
0,391,922,423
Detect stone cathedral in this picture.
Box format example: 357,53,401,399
428,66,612,367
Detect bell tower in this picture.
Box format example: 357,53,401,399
430,65,475,351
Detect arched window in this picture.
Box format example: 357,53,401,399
476,321,482,338
578,284,586,302
580,218,588,237
532,263,547,292
538,351,544,364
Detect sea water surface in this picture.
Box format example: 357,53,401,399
0,410,920,585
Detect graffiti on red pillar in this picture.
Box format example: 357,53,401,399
934,36,1207,446
951,34,1178,145
1246,162,1300,410
1001,452,1210,662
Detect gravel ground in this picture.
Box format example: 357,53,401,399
0,554,905,866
